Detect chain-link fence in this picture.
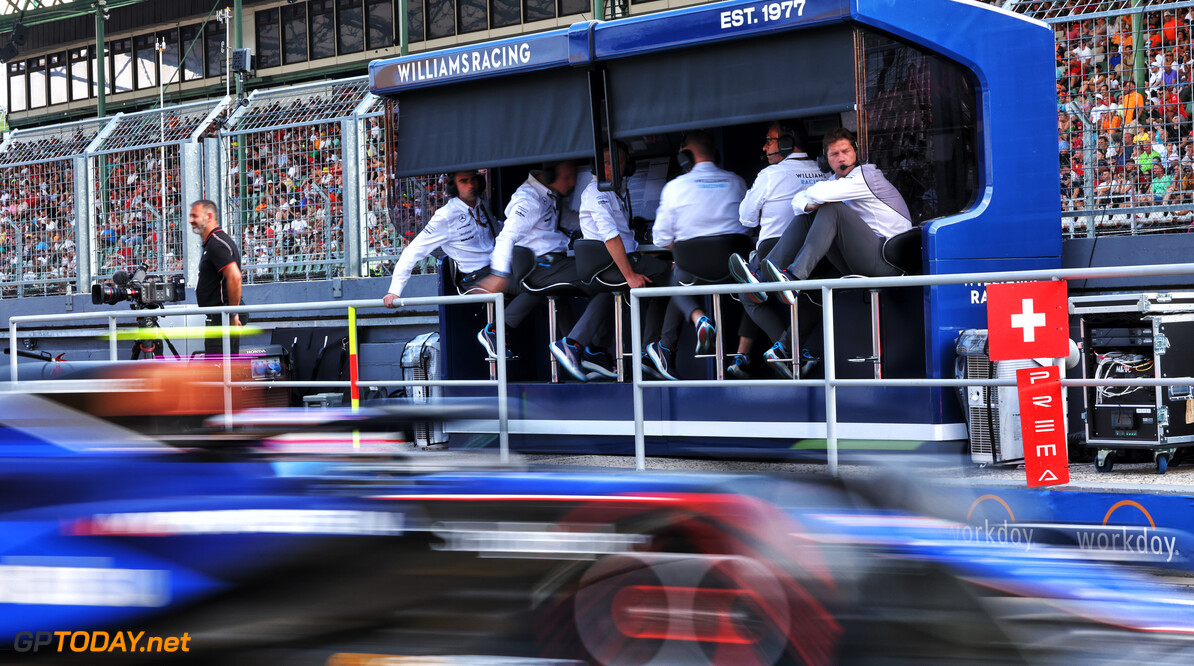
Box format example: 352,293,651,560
366,99,448,282
1035,2,1194,237
0,118,107,298
220,78,373,283
88,99,228,281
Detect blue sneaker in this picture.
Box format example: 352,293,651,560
726,354,751,379
799,348,821,377
728,253,767,304
641,352,664,380
761,259,799,306
581,347,618,380
549,338,588,382
477,323,499,359
695,316,716,356
763,341,794,379
647,342,679,381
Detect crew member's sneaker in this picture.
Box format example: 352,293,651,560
549,338,588,382
726,354,751,379
477,323,499,359
581,347,618,380
646,342,679,381
799,348,821,377
763,341,795,379
761,259,799,306
641,352,664,380
728,253,767,304
694,316,716,356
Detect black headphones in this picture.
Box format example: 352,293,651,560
446,171,484,198
771,123,798,158
540,162,558,186
817,128,861,175
616,140,636,179
677,131,720,172
677,148,695,173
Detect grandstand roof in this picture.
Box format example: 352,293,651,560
0,0,153,34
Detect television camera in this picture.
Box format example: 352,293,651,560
92,263,186,308
92,263,187,360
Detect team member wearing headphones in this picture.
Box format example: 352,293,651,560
550,142,673,382
476,161,597,362
725,122,829,378
758,127,912,368
381,170,496,306
647,130,748,380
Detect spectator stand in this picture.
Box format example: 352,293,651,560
359,96,443,281
0,117,109,299
1040,2,1194,237
86,98,231,284
218,77,370,284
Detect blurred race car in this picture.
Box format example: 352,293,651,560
1,392,1193,665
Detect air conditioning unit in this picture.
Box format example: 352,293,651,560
401,332,446,447
956,329,1054,465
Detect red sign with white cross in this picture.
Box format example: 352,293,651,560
986,280,1069,361
1016,365,1069,487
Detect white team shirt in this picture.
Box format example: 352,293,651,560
386,196,495,297
579,179,635,252
491,172,568,276
652,161,748,247
792,164,912,239
738,152,829,245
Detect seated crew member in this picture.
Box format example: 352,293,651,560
726,122,829,378
381,170,496,306
550,142,672,382
476,160,599,367
648,130,748,380
759,127,912,370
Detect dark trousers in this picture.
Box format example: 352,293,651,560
769,202,899,281
569,251,672,349
738,236,779,342
504,256,585,330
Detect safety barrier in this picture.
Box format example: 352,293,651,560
628,262,1194,472
88,98,230,281
0,117,108,299
7,291,512,461
13,265,1194,473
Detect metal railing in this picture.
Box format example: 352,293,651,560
11,264,1194,473
628,262,1194,473
7,291,512,461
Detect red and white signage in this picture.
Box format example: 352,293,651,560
1016,365,1069,488
986,280,1069,361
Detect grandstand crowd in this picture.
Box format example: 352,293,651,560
1042,3,1194,231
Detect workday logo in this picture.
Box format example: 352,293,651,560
1072,500,1179,563
956,494,1034,552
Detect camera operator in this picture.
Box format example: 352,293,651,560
190,199,244,357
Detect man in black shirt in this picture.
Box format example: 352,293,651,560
190,199,244,357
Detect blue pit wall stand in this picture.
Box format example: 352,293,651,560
365,0,1194,575
368,0,1060,459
